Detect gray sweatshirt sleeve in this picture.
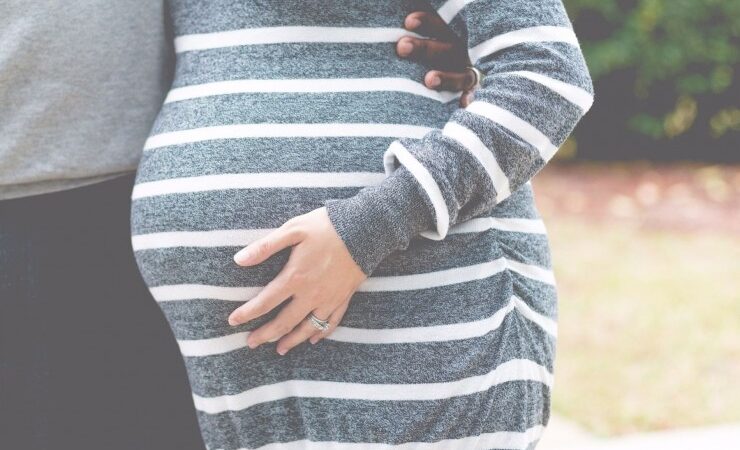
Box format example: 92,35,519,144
324,0,595,276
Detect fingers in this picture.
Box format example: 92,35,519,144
425,69,478,92
396,36,467,70
309,298,350,345
404,11,457,42
234,218,305,266
275,307,334,355
227,270,293,326
460,90,475,108
246,297,323,349
397,36,458,70
397,11,469,71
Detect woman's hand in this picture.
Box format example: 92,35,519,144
397,10,480,107
227,207,367,355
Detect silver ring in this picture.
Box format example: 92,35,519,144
307,312,330,332
466,65,483,89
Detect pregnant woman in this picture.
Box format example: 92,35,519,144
131,1,593,448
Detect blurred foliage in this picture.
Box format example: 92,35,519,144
562,0,739,155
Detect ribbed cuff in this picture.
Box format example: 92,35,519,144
323,166,436,276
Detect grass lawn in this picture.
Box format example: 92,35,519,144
546,218,740,436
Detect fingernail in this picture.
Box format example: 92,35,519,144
406,18,421,29
247,339,257,349
277,348,286,356
234,248,252,264
267,336,279,343
428,76,441,87
397,40,413,56
228,316,239,326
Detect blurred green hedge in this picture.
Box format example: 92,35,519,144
563,0,739,160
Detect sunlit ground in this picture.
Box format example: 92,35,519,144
532,163,740,436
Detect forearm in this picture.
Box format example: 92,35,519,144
325,0,594,275
324,164,435,275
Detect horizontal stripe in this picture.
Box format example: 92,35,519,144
131,172,386,200
148,257,553,303
506,70,594,112
132,229,266,251
506,259,556,286
150,285,262,302
252,424,543,450
469,26,579,62
329,296,557,344
130,217,546,251
361,256,555,291
192,358,553,414
466,101,559,161
174,295,556,356
144,123,433,151
175,26,423,53
437,0,475,23
165,78,461,104
383,141,450,240
441,121,512,201
178,332,250,357
449,216,546,234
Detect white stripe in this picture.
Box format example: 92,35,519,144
324,296,557,344
132,229,269,251
144,123,433,150
383,141,450,240
469,26,579,62
437,0,475,23
131,172,386,200
131,217,546,251
165,78,460,104
192,358,553,414
252,425,544,450
178,332,249,357
441,121,511,202
514,296,559,337
466,101,559,161
361,257,554,291
149,284,261,302
175,26,423,53
506,259,557,286
447,217,546,235
174,295,556,357
506,71,594,112
148,257,554,303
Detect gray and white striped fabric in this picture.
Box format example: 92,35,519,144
131,1,593,449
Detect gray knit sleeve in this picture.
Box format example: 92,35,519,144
325,0,594,276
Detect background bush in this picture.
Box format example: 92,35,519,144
562,0,739,161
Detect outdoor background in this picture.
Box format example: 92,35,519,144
534,0,739,441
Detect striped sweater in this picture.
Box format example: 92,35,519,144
130,1,593,449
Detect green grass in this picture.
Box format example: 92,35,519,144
547,218,740,436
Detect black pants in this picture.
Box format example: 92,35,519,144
0,175,205,450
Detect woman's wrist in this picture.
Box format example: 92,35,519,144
323,166,436,276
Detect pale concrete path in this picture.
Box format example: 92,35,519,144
538,415,740,450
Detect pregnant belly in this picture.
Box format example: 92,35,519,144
130,83,552,305
130,177,557,362
130,134,556,349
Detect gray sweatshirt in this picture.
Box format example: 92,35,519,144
0,0,173,199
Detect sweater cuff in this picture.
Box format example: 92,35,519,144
323,166,436,276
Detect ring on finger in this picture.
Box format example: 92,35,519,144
307,312,330,332
465,65,483,89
